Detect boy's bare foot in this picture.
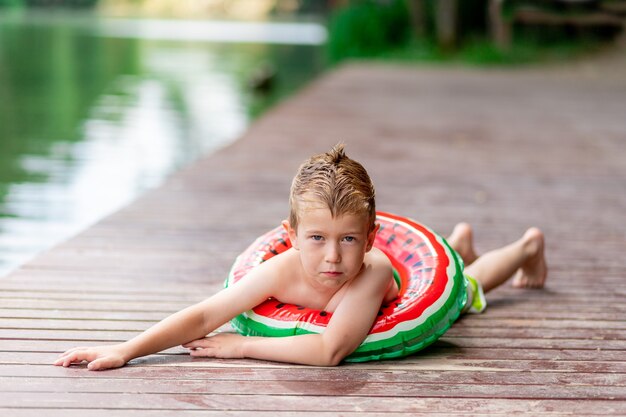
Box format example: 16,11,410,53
447,222,478,266
512,228,548,289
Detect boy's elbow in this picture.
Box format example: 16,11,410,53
318,351,343,367
320,339,352,366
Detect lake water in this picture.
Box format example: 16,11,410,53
0,10,326,277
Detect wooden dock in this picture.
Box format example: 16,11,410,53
1,61,625,416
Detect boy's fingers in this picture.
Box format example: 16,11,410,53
183,339,210,348
62,350,97,367
87,358,107,371
57,347,85,358
55,349,81,365
189,348,213,357
89,356,125,371
56,347,92,364
54,354,66,364
63,353,82,367
54,347,123,369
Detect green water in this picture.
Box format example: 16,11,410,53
0,11,325,276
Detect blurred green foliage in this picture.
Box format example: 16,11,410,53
327,0,621,66
0,0,23,7
419,0,489,38
0,0,98,7
327,0,411,61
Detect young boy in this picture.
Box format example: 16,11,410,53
55,144,547,370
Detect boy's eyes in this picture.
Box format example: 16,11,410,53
308,235,356,242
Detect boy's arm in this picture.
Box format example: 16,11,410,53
56,298,223,371
186,256,392,366
55,261,279,370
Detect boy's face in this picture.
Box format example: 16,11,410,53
284,202,378,290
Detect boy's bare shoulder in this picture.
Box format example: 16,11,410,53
364,247,392,270
360,248,396,301
256,248,302,283
358,248,393,287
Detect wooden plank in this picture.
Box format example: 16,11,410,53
0,393,624,414
1,376,624,399
0,318,157,331
443,327,626,340
0,411,387,417
3,327,626,343
0,291,202,303
0,309,170,321
439,337,626,350
0,280,217,293
0,299,190,312
1,364,624,386
4,338,625,362
3,334,624,353
515,8,625,26
453,318,626,330
3,352,626,374
5,268,228,285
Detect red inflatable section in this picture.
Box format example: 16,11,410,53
229,212,450,334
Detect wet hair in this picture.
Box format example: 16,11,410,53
288,143,376,232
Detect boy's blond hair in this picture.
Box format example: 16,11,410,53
289,144,376,232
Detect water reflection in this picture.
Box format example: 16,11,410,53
0,12,325,277
98,18,327,45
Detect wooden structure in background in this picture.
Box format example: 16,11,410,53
1,62,625,415
490,0,626,50
436,0,458,50
406,0,459,50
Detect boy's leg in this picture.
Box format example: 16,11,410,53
447,222,478,266
464,228,547,293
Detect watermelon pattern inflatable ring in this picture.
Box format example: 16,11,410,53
225,212,467,362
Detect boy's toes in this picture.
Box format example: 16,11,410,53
512,272,527,288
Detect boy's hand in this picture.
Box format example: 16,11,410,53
54,344,128,371
183,333,245,359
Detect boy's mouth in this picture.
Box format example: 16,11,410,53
322,271,343,277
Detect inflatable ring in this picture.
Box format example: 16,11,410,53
225,212,467,362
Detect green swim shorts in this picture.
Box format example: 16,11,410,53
462,274,487,314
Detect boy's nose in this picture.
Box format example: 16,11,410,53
325,244,341,263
